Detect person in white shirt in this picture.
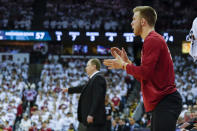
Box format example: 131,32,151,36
31,113,39,125
54,114,64,130
20,115,31,131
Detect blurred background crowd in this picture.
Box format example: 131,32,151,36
0,0,196,31
0,55,197,131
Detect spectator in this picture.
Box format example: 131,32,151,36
41,122,52,131
20,115,31,130
3,121,12,131
129,118,139,131
29,123,38,131
105,95,113,131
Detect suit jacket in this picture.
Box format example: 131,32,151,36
68,72,107,126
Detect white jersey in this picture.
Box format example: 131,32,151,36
189,17,197,61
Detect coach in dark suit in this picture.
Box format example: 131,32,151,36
63,58,107,131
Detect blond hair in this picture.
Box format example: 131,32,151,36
133,6,157,27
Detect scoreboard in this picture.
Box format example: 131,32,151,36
0,30,175,44
0,30,51,41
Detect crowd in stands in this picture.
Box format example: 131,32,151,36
0,58,29,130
43,0,128,31
16,56,135,130
43,0,197,32
0,53,197,130
174,55,197,106
0,0,196,31
0,0,34,30
15,54,197,131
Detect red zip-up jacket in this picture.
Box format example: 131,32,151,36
126,31,176,112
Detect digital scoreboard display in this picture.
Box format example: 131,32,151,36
54,31,174,43
0,30,52,41
0,30,175,44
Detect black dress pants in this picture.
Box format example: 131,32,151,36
78,123,106,131
105,120,112,131
87,125,106,131
151,91,182,131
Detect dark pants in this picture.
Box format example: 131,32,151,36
78,123,87,131
105,120,112,131
78,123,106,131
151,91,182,131
87,125,106,131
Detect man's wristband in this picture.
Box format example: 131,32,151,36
122,64,124,70
122,63,127,70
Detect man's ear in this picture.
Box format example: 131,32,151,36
141,18,146,26
93,65,97,70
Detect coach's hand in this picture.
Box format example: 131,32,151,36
62,88,68,93
179,122,190,129
194,123,197,129
87,115,94,123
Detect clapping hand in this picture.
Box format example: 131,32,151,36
111,47,132,64
103,47,132,70
194,123,197,129
103,51,125,69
